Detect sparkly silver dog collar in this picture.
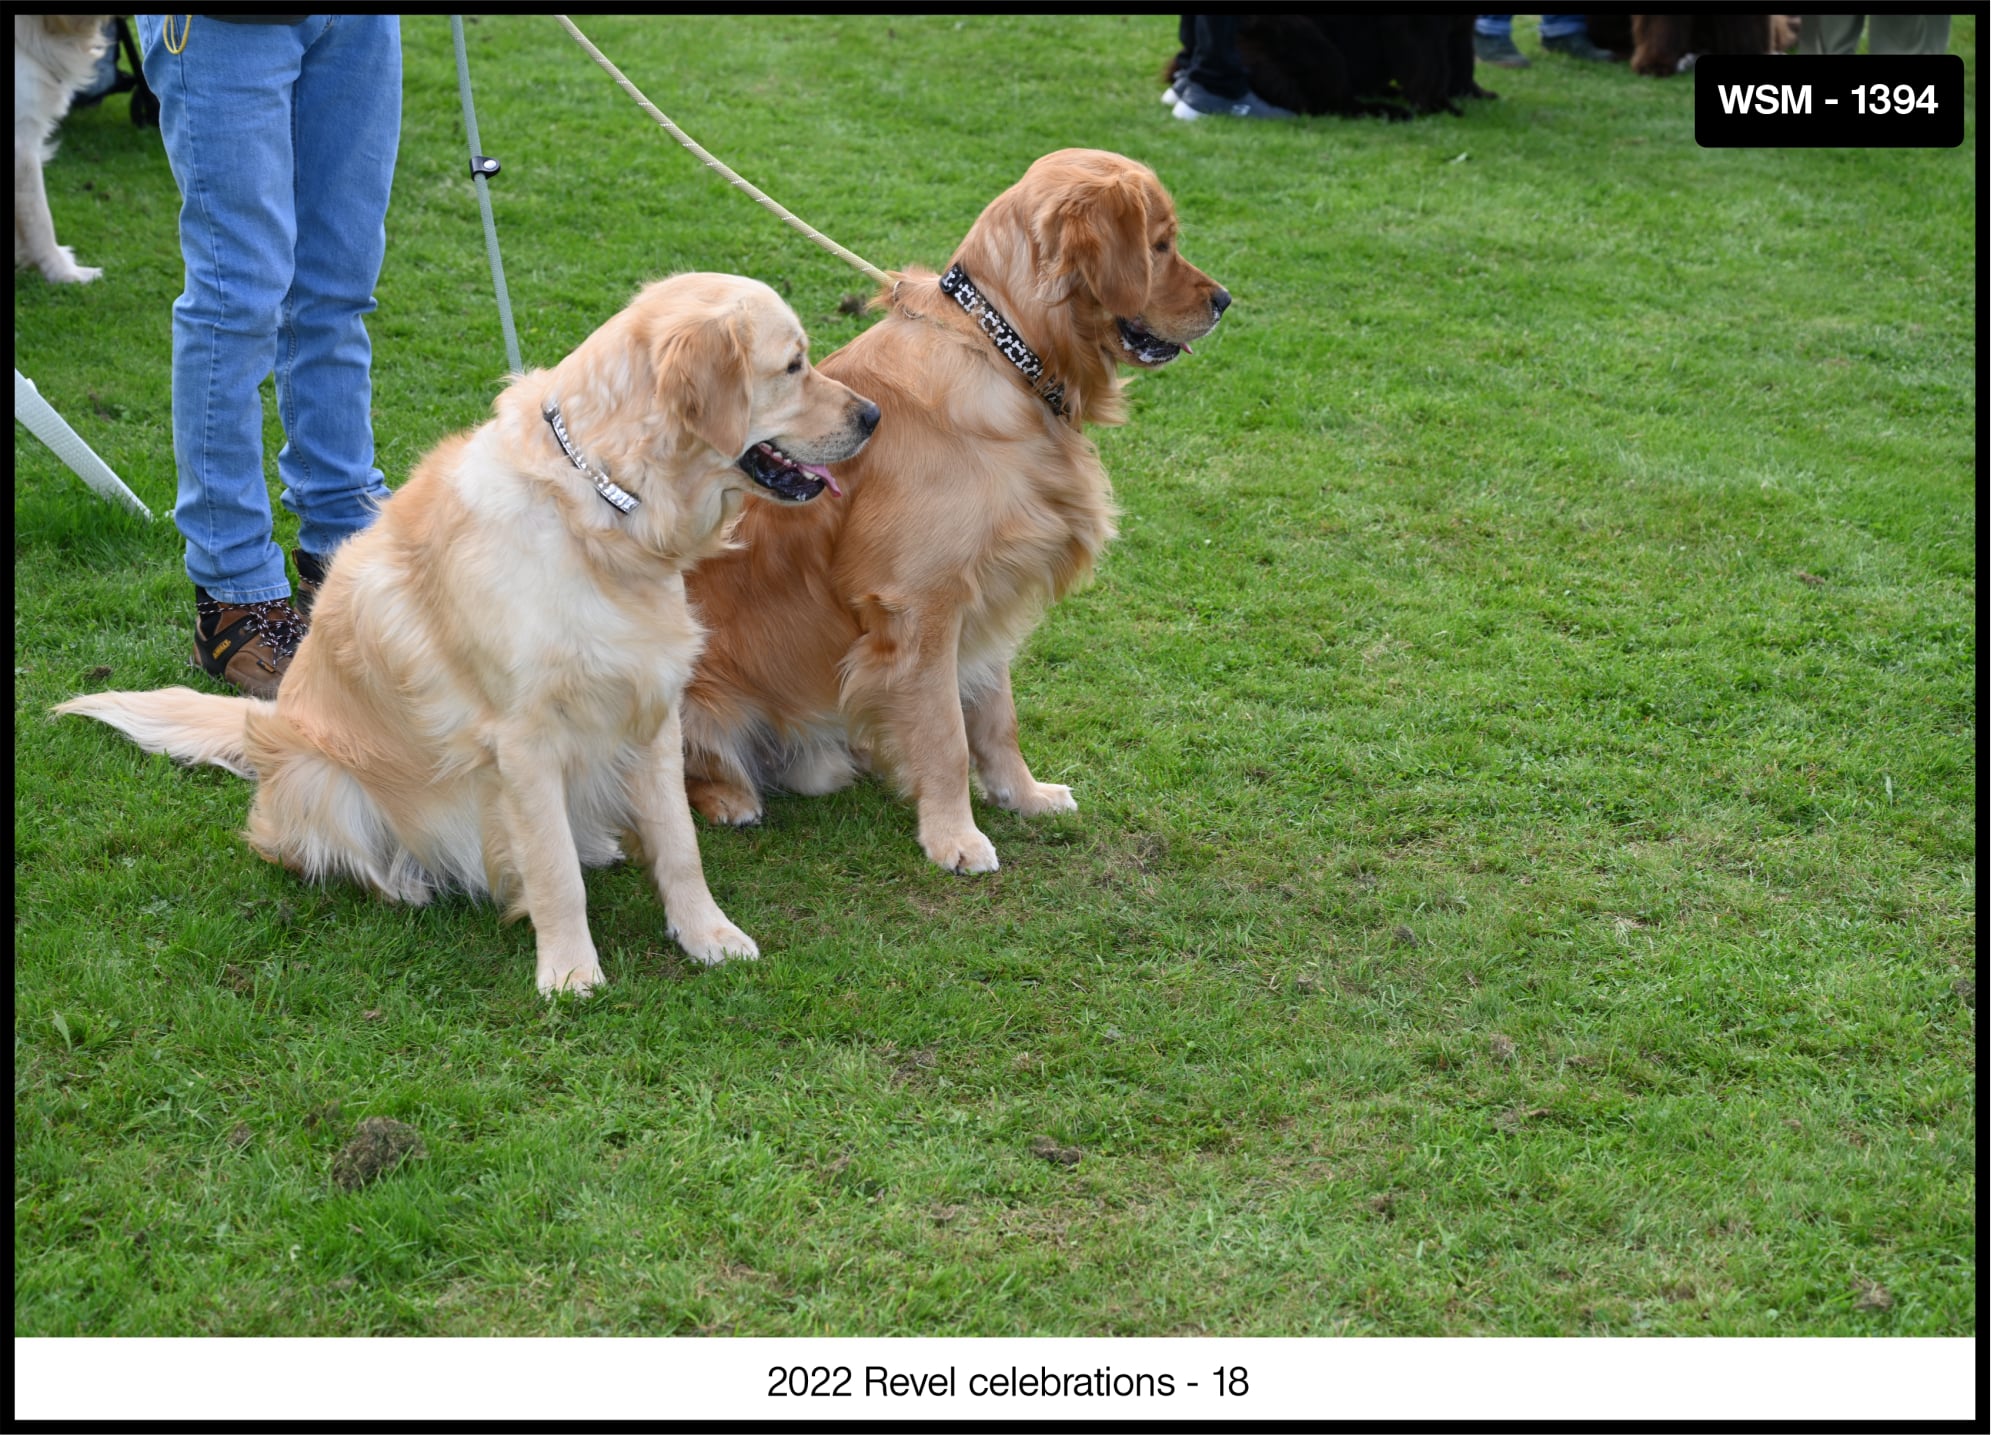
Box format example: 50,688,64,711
543,397,639,515
938,263,1067,416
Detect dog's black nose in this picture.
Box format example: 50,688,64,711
1211,288,1232,317
855,401,881,434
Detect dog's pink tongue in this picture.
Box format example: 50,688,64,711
800,461,841,497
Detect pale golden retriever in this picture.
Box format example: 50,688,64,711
682,148,1228,873
57,273,879,994
15,14,112,283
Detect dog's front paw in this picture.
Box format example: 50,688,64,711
999,781,1077,817
39,248,101,284
688,777,764,827
672,912,760,966
537,953,607,997
921,825,999,875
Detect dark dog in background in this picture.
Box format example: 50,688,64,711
1163,15,1492,121
1587,14,1794,76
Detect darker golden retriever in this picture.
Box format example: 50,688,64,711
682,148,1229,873
58,273,879,993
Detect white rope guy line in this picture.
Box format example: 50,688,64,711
553,15,891,289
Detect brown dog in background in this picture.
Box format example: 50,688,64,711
1587,14,1795,75
15,14,111,283
682,149,1229,874
58,274,878,994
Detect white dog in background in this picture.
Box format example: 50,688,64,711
15,14,112,283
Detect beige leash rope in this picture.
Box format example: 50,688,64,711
554,15,891,288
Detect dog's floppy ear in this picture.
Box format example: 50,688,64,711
657,308,752,460
1034,171,1155,316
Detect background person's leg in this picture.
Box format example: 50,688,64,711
1474,15,1530,66
1539,14,1616,60
1862,14,1953,54
1797,15,1867,55
1186,14,1248,99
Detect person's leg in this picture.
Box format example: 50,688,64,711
1474,14,1530,66
1174,14,1295,117
1797,15,1866,55
276,15,400,568
1862,14,1953,54
1538,13,1616,60
1163,13,1196,103
138,14,305,604
1185,14,1248,99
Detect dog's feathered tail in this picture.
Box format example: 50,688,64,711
53,686,264,780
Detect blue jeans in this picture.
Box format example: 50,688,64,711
137,15,400,603
1475,15,1587,41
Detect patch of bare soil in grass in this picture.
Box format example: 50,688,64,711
1030,1136,1082,1166
1852,1278,1894,1312
331,1116,427,1190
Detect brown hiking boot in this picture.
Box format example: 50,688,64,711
192,587,309,699
292,549,329,620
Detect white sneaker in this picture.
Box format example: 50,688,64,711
1172,79,1295,121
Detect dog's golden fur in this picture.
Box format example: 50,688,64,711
57,273,877,994
682,149,1229,873
15,13,112,283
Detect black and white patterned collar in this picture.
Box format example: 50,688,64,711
938,263,1066,417
543,397,639,515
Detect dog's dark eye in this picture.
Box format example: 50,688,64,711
1154,240,1171,254
787,357,804,374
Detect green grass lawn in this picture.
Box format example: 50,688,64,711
14,16,1976,1337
